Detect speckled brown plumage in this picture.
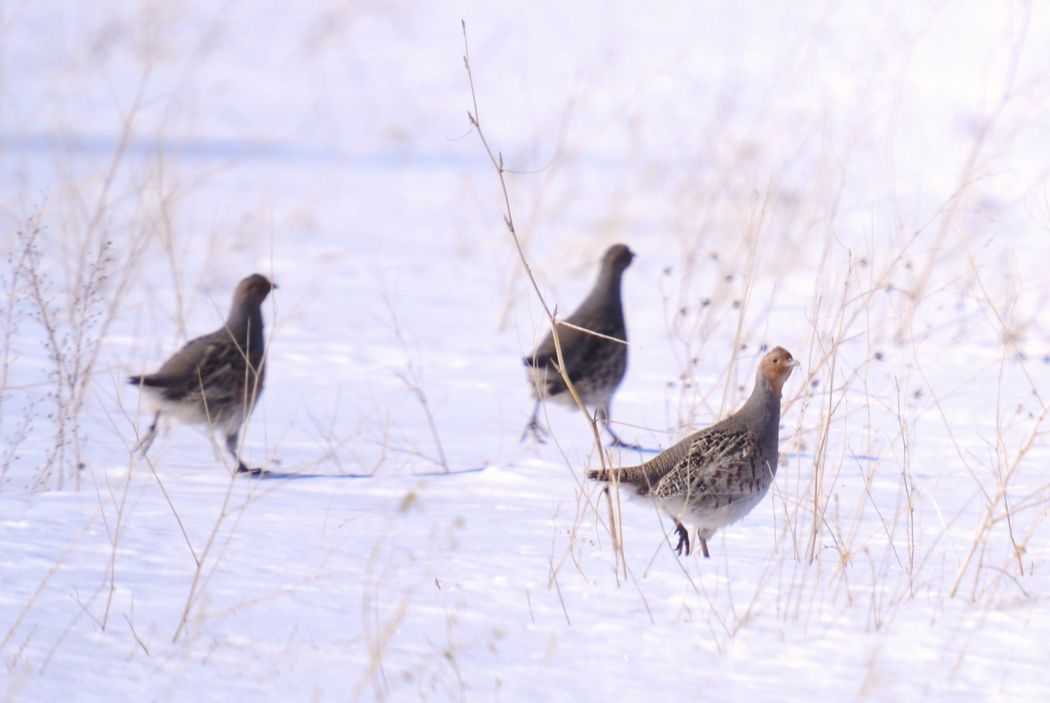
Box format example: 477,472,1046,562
589,346,800,558
522,244,637,448
129,273,275,474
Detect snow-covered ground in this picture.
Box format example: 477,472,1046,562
2,1,1050,700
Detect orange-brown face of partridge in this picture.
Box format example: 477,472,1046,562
759,346,800,395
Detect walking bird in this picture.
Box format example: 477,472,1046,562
522,244,638,448
129,273,275,474
589,346,800,557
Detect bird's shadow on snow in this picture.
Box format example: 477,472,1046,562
241,465,489,480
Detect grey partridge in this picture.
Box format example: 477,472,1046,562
589,346,800,557
522,244,637,448
129,273,275,474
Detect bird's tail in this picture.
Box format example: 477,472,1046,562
587,463,650,484
128,374,165,387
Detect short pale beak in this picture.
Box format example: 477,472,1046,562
788,359,801,369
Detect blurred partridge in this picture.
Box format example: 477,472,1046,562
129,273,275,474
589,346,800,558
522,243,637,448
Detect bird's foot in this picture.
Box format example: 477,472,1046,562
520,419,549,444
674,521,691,556
604,426,655,453
236,462,267,477
606,436,655,452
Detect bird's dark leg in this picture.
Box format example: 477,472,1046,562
674,519,691,556
226,431,262,475
598,404,647,451
520,400,548,443
699,536,711,559
133,411,161,455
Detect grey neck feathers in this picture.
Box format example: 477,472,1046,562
739,373,781,453
226,302,266,359
584,267,625,322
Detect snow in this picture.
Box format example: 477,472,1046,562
2,1,1050,700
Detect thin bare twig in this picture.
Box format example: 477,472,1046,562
382,292,449,472
461,20,623,576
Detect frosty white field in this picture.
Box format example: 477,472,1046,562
2,1,1049,701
